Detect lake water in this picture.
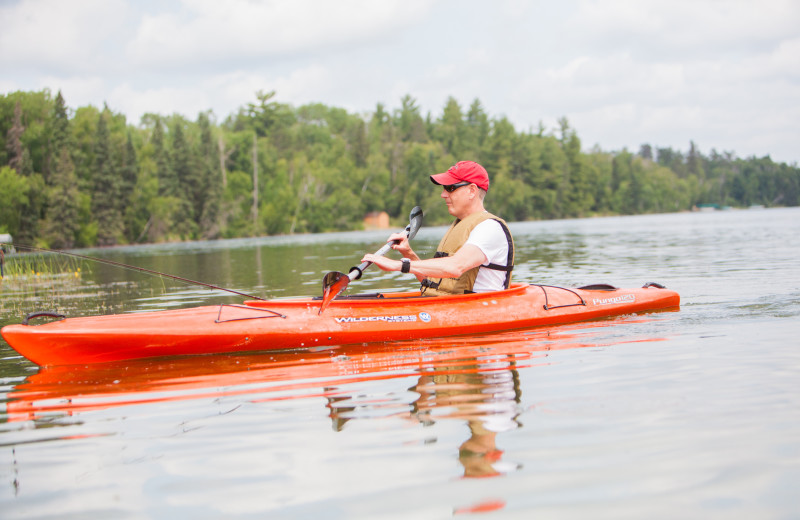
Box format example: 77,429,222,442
1,208,799,519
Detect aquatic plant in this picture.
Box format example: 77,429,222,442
0,252,86,280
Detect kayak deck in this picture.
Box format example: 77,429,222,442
1,283,680,366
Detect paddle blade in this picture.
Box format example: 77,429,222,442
319,271,349,315
407,206,423,240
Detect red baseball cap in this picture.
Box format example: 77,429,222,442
430,161,490,191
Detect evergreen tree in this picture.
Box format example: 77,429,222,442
687,140,705,180
121,132,137,206
48,90,70,183
484,116,515,176
197,112,222,238
465,99,490,155
6,101,24,173
560,118,593,217
656,147,686,177
6,100,42,244
3,88,800,242
628,155,646,213
120,132,138,241
611,151,634,213
171,118,198,237
395,95,427,143
349,118,369,168
43,147,79,248
92,111,123,245
172,119,191,202
0,166,30,237
368,102,390,148
152,118,176,197
245,90,296,139
434,96,464,157
42,90,79,248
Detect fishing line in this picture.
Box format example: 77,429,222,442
0,242,266,301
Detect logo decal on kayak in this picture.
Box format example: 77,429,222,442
335,315,417,324
419,312,431,322
592,294,635,305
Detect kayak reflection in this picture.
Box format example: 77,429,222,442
6,316,665,422
6,316,668,483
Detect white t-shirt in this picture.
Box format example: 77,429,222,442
464,219,511,292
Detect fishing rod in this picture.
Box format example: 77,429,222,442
0,242,266,301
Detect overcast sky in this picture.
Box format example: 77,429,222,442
2,0,799,164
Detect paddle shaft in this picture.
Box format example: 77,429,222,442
318,236,403,315
348,236,403,281
319,206,423,314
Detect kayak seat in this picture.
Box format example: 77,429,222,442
577,283,618,291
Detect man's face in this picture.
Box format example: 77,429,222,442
441,182,474,218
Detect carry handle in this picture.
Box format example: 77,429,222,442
22,311,66,325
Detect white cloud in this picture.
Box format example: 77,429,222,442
763,37,800,79
107,65,346,124
571,0,800,56
1,0,798,163
126,0,431,70
0,0,130,74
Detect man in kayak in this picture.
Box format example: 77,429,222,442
362,160,514,294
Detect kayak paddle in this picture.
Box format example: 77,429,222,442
319,206,423,314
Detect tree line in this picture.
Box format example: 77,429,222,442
1,88,798,249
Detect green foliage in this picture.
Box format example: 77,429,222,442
16,173,46,245
0,91,53,175
70,105,100,189
0,166,29,234
2,89,799,248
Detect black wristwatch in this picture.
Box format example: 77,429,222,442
401,258,411,273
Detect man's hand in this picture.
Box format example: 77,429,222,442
361,253,401,272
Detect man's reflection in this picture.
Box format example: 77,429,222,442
327,353,522,478
411,355,521,478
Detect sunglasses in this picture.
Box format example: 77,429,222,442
442,181,472,193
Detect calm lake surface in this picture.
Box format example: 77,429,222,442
1,208,799,519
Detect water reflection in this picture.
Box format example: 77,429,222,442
411,357,521,479
4,320,631,421
324,352,523,479
4,319,659,434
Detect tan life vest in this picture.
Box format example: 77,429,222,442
421,211,514,296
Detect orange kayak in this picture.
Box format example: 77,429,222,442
1,282,679,366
